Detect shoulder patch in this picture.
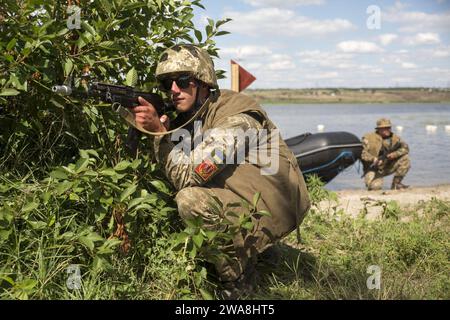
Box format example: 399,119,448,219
194,159,218,181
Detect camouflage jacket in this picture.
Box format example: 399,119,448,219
361,131,409,164
153,112,262,190
152,89,311,250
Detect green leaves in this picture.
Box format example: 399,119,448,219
125,67,138,87
79,149,99,160
194,29,203,43
119,183,137,202
6,278,38,300
0,88,20,96
192,233,204,248
114,160,131,171
74,157,90,174
81,21,96,36
98,41,120,50
99,168,116,176
22,200,40,213
50,169,68,180
64,58,74,77
0,0,232,300
199,288,213,300
6,38,17,51
78,230,104,252
150,179,171,195
253,191,261,208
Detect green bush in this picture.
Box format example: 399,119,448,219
0,0,232,299
0,0,229,175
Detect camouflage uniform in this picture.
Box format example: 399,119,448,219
154,113,267,281
361,118,411,190
153,45,310,283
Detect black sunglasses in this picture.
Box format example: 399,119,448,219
159,75,193,92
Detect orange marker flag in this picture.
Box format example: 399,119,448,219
231,60,256,92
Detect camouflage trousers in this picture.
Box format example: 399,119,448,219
175,187,267,282
364,154,411,190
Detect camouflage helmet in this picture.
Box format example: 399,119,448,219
376,118,392,129
155,44,218,89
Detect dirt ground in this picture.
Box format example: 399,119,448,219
318,184,450,219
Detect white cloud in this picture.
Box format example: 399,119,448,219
214,1,450,88
223,7,354,37
378,34,398,46
391,77,413,83
401,62,417,69
268,60,296,70
244,62,263,69
417,46,450,58
380,53,419,70
383,3,450,33
404,33,441,46
359,65,385,74
297,50,385,74
305,72,339,80
337,41,383,53
267,54,296,70
298,50,354,67
220,45,272,59
243,0,324,6
432,48,450,58
197,14,210,27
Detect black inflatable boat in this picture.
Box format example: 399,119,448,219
285,131,362,184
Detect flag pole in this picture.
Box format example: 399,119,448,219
231,62,240,92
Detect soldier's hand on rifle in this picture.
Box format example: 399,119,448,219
131,96,169,133
386,153,396,160
373,158,383,167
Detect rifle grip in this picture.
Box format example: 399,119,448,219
126,127,141,157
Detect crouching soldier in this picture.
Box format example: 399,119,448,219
361,118,411,190
131,44,310,298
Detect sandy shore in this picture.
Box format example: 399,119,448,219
318,184,450,219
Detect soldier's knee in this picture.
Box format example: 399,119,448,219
402,155,411,169
175,187,219,222
368,180,383,191
396,155,411,176
364,171,376,186
175,187,202,220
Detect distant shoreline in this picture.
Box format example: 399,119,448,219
243,88,450,104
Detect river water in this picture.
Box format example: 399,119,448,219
262,103,450,190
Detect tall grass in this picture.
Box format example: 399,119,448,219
2,172,447,300
252,178,450,300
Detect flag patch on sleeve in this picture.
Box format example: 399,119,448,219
194,159,218,181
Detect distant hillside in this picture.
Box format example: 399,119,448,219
243,88,450,104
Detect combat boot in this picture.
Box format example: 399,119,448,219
391,176,409,190
218,262,258,300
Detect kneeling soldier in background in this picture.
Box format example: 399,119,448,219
361,118,411,190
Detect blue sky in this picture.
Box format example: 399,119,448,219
193,0,450,89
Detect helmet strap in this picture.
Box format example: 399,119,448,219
194,81,201,109
193,80,211,110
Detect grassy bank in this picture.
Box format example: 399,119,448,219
244,88,450,104
1,175,448,300
253,196,449,299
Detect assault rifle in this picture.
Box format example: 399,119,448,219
369,148,390,172
52,82,167,155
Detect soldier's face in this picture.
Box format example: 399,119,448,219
166,75,198,112
377,127,392,138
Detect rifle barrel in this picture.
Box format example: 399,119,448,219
52,85,72,95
